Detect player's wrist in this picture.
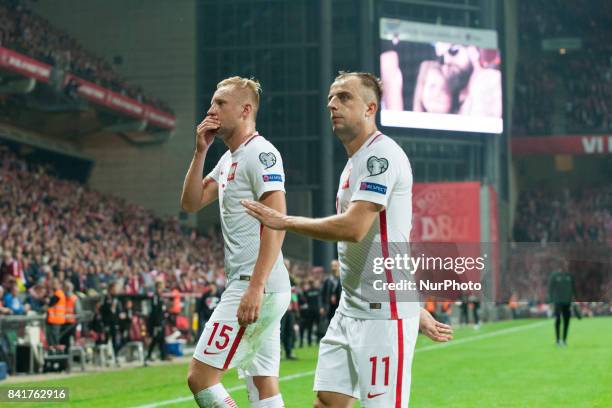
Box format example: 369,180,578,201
248,281,265,292
194,147,208,156
284,215,296,231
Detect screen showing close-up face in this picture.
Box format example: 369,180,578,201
380,18,503,133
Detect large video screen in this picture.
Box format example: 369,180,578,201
379,19,503,133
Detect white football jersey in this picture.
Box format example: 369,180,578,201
208,132,290,293
336,131,420,320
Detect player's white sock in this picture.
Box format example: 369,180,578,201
193,383,237,408
253,394,285,408
246,376,260,404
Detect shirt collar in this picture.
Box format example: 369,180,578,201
352,130,383,159
233,131,260,155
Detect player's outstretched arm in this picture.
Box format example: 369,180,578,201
180,117,219,212
419,308,453,342
237,190,286,327
241,199,379,243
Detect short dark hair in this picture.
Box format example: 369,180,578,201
334,71,383,105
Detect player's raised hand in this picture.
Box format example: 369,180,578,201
237,285,264,327
195,115,220,153
241,200,288,230
419,308,453,342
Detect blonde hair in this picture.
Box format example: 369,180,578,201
216,76,261,114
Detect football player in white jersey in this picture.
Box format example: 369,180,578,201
242,72,453,408
182,76,291,408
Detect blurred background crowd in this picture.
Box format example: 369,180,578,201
0,0,173,113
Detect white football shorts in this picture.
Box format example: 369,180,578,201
314,312,419,407
193,281,290,378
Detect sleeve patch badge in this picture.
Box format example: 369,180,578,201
366,156,389,176
262,174,283,182
259,152,277,169
359,182,387,194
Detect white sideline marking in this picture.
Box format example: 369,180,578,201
130,321,547,408
416,320,548,352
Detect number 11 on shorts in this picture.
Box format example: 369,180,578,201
369,356,390,386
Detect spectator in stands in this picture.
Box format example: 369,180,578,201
22,254,40,289
64,77,80,99
0,252,15,287
25,278,47,313
2,281,28,314
125,269,142,295
0,285,13,315
86,267,101,295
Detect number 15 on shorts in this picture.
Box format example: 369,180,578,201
204,322,235,354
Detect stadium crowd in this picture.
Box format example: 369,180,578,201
0,145,228,301
0,0,173,113
513,187,611,244
504,247,611,316
518,0,611,47
512,0,612,135
563,51,612,133
0,143,226,364
507,186,611,307
0,142,345,368
512,58,557,135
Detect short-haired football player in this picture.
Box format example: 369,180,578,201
182,76,290,408
242,72,453,408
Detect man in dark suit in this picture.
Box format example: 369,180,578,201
319,259,342,337
146,281,167,363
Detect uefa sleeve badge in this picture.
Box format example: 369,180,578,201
366,156,389,176
259,152,277,169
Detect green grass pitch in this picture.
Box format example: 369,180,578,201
2,317,610,407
